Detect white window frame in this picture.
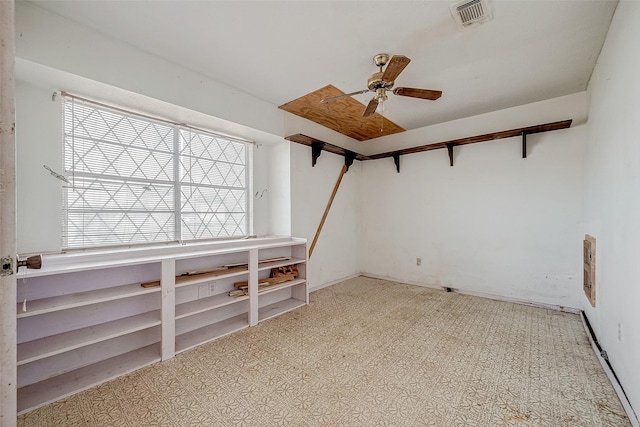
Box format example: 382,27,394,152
62,94,252,250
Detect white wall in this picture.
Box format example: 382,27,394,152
251,143,270,237
290,143,361,289
15,81,62,253
360,115,586,309
267,141,291,236
583,1,640,415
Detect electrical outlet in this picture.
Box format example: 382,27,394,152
416,258,422,266
209,282,216,295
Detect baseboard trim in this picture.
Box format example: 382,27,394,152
360,273,580,314
580,312,639,427
309,273,361,292
457,289,580,314
360,273,445,291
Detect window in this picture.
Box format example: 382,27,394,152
62,95,249,249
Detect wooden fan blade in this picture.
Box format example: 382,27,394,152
363,97,379,117
381,55,411,83
320,89,371,103
393,87,442,100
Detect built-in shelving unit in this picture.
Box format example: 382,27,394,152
15,236,307,415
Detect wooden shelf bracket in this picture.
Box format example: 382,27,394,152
344,150,357,172
522,131,528,158
447,143,454,167
392,152,401,173
311,142,325,167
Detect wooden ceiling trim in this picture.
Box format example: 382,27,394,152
286,119,572,170
278,85,405,141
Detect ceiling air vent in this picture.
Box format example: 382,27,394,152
450,0,493,29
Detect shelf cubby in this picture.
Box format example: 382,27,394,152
258,278,306,296
17,343,161,414
175,293,248,320
259,299,306,323
17,282,160,318
174,265,249,288
18,326,161,387
175,314,249,354
257,257,306,272
18,310,161,365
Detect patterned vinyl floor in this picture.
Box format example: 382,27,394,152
18,276,630,426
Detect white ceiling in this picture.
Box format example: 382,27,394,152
27,0,617,132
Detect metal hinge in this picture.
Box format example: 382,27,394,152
1,257,14,276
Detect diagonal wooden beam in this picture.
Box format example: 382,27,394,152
308,165,347,259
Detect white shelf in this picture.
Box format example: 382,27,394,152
16,257,162,279
175,314,248,354
257,257,306,272
174,266,248,288
258,298,306,323
16,236,300,279
258,278,306,296
17,310,161,365
175,294,248,320
17,343,161,414
17,282,160,318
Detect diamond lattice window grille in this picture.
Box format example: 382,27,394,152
62,96,249,249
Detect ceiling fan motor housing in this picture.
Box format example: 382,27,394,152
368,72,394,91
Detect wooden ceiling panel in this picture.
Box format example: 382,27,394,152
278,85,404,141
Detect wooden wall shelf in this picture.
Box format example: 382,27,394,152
286,119,573,171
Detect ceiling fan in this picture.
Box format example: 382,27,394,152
320,53,442,117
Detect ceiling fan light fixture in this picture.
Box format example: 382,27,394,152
376,88,388,103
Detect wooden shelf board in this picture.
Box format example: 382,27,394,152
175,294,249,320
17,344,160,415
175,314,248,354
258,298,306,323
258,279,306,296
367,120,573,159
17,310,161,366
17,283,160,319
257,258,306,272
286,120,573,163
